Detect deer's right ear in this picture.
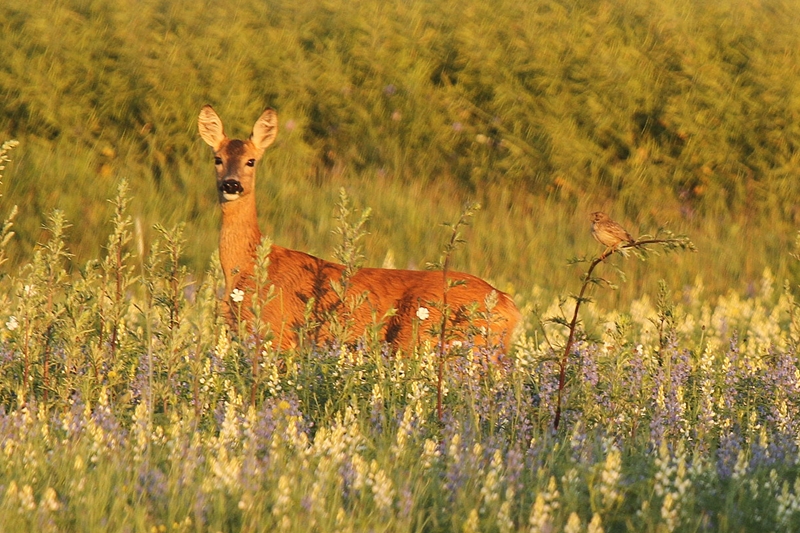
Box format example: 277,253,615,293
198,105,226,150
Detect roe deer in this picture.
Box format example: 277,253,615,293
198,105,520,355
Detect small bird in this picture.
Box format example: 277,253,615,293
591,212,634,256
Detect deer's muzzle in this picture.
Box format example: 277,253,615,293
220,179,244,198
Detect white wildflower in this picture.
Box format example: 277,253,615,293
588,513,604,533
481,449,504,510
393,407,414,458
19,484,36,512
598,445,623,510
654,440,691,532
732,449,748,481
528,476,560,533
416,306,430,321
422,438,441,469
370,460,395,513
215,329,231,360
5,316,18,331
209,446,242,489
463,508,480,533
661,493,678,532
564,512,582,533
777,478,800,526
497,487,515,533
351,453,370,492
230,288,245,303
40,487,62,512
272,475,293,531
448,433,462,467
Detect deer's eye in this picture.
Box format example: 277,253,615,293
214,157,223,166
246,159,256,167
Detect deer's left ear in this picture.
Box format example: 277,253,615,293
250,108,278,158
198,105,226,150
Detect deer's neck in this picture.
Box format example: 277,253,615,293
219,196,262,293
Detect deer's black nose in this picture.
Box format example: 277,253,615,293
220,179,244,195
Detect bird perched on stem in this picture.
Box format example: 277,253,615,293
591,211,634,257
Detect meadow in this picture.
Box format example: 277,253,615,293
2,0,800,302
2,0,800,531
0,142,799,532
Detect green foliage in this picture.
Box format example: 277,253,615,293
425,200,481,421
0,171,800,532
0,140,19,276
3,1,800,524
248,235,276,405
329,188,372,346
1,0,800,302
548,231,695,429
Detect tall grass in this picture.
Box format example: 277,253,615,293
0,167,798,531
3,3,800,528
2,0,800,304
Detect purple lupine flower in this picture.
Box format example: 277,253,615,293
505,445,525,494
579,344,613,419
137,464,168,501
398,485,414,519
300,494,313,512
716,431,742,479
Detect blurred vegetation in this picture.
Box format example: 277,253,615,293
1,0,800,304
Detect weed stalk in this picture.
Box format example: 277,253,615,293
428,202,480,422
553,232,695,430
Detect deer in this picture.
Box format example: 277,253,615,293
198,105,521,356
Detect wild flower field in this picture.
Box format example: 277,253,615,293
3,0,800,530
2,141,800,533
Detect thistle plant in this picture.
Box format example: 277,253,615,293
141,222,191,413
38,211,73,405
786,231,800,348
248,235,276,406
329,187,372,347
426,201,480,422
11,210,72,404
550,228,696,430
184,253,226,419
651,279,677,359
0,140,19,277
98,179,136,385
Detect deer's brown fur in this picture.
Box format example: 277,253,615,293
199,105,520,354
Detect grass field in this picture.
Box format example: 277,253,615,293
2,0,800,531
2,0,800,302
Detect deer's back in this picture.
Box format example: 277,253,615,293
262,246,519,351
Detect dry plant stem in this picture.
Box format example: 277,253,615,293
553,256,602,431
553,238,687,430
437,254,450,424
251,341,260,407
22,314,30,401
435,204,476,423
110,242,123,363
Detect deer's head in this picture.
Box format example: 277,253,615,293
198,105,278,203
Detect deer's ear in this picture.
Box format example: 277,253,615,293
198,105,226,150
250,108,278,158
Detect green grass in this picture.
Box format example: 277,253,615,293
2,0,800,306
4,2,800,529
0,178,798,531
